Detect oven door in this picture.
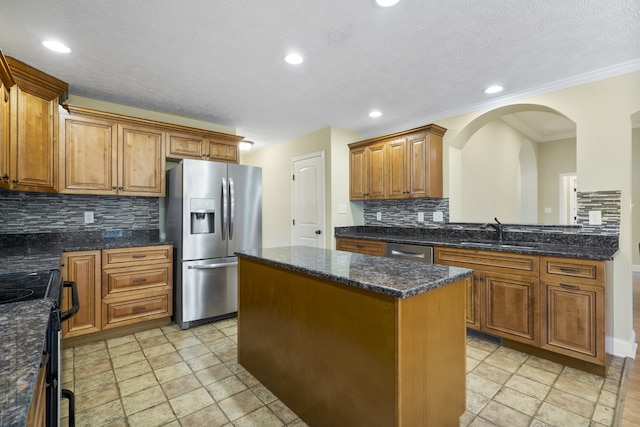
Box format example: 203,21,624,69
47,279,79,427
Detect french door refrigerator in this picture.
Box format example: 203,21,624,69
165,159,262,329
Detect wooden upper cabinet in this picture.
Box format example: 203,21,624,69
0,66,10,187
2,56,67,193
59,115,166,196
59,114,118,194
349,141,386,200
166,130,241,163
118,123,165,196
348,124,446,200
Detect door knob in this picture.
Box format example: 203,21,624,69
315,230,322,235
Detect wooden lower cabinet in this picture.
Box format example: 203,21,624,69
335,237,386,256
540,256,606,365
26,363,46,427
434,247,539,345
483,272,539,345
61,251,102,338
61,245,172,340
102,245,173,329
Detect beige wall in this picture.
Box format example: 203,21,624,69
241,126,361,249
439,71,640,357
537,138,577,223
633,126,640,267
458,119,530,223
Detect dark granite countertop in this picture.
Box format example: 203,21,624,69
0,230,170,274
335,226,618,261
0,299,52,426
236,246,473,298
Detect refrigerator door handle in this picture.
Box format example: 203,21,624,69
187,262,238,270
221,177,228,241
229,178,235,240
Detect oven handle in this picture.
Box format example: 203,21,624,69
60,281,80,321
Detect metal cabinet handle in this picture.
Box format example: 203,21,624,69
132,254,147,258
560,283,580,290
61,281,80,321
112,186,117,190
132,278,147,283
11,179,18,184
559,267,580,274
132,306,146,312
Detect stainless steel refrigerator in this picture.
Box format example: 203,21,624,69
165,159,262,329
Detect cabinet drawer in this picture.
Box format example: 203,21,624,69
541,257,604,286
102,266,170,297
102,245,172,268
336,238,386,256
102,291,170,329
434,247,538,276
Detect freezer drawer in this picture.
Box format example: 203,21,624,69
175,257,237,329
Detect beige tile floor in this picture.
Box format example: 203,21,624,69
60,318,624,427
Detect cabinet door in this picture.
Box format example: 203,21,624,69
387,137,407,198
0,84,9,188
349,147,366,200
59,114,117,194
117,124,165,196
466,275,481,328
483,272,539,345
406,132,428,197
166,132,205,160
366,142,386,199
61,251,102,338
206,140,238,163
9,87,58,192
335,237,386,256
540,281,604,364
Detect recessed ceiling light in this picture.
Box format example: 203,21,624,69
42,40,71,53
484,85,504,94
285,53,304,65
375,0,400,6
369,111,382,118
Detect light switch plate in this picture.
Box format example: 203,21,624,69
337,204,347,214
84,211,94,224
544,207,552,214
376,212,382,221
417,212,424,222
588,210,602,225
433,211,444,222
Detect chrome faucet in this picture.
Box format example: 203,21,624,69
481,217,503,242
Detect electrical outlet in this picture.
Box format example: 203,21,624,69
376,212,382,221
544,207,552,214
433,211,444,222
84,211,94,224
588,210,602,225
417,212,424,222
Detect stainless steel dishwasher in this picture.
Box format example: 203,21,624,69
385,242,433,263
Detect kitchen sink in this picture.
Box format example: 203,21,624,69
461,241,535,250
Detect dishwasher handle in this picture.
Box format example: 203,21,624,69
390,249,426,259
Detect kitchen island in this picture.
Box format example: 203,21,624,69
236,246,473,427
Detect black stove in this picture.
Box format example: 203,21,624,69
0,270,58,304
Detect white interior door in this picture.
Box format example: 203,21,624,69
291,152,325,248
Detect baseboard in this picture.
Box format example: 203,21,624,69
610,332,637,359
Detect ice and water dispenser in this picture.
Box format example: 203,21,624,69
190,198,215,234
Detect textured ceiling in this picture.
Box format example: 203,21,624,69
0,0,638,149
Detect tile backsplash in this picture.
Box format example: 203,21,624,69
0,192,159,234
362,190,620,235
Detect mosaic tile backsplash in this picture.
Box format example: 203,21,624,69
363,191,620,235
0,192,160,234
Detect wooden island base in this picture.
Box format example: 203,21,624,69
238,258,467,427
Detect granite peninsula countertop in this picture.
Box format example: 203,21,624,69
335,226,618,261
236,246,473,298
0,299,52,426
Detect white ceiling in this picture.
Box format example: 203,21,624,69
1,0,639,149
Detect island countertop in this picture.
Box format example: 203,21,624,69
235,245,473,299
